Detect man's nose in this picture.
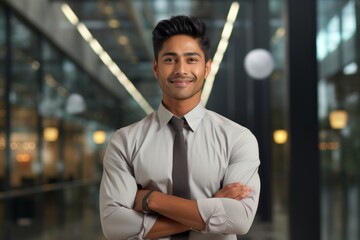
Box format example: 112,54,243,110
174,60,188,75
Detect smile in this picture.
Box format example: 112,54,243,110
169,79,194,87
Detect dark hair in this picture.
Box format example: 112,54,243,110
152,15,211,62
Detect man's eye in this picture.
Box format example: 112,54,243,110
188,58,199,63
164,58,175,62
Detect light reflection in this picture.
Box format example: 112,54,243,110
343,62,358,75
93,130,106,144
319,141,339,151
341,0,356,41
273,130,288,144
31,60,40,70
202,1,240,105
118,35,129,45
108,19,120,28
329,110,348,129
44,127,59,142
16,153,32,164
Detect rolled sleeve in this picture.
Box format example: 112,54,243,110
100,131,157,240
196,186,259,235
197,129,261,235
197,198,227,233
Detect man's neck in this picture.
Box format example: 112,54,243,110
162,98,200,117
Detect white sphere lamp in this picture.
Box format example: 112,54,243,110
66,93,86,114
244,49,275,80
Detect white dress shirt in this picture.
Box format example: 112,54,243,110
100,102,260,240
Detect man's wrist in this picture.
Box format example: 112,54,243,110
142,190,156,214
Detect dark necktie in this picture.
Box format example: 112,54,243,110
170,117,190,240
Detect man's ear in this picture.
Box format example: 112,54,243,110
205,59,212,79
152,59,159,79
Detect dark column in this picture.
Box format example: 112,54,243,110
286,1,320,240
251,0,272,222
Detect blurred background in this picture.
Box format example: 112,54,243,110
0,0,359,239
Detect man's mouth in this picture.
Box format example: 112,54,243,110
169,78,194,87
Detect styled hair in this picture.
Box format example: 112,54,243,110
152,15,211,62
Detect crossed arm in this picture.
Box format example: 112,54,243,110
133,183,252,239
100,129,260,239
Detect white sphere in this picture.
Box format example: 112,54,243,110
66,93,86,114
244,49,275,79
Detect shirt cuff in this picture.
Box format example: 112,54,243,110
196,198,228,233
131,214,157,240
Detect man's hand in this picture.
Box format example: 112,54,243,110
214,183,251,200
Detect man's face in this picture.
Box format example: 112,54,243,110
153,34,211,105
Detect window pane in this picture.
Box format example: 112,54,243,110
318,0,360,239
41,41,64,183
0,4,6,190
10,15,40,188
0,5,6,238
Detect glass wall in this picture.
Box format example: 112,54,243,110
0,5,6,239
0,2,5,189
0,5,121,239
10,13,40,188
317,0,360,239
269,0,288,237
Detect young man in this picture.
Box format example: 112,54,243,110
99,15,260,240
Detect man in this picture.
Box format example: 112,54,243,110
99,15,260,240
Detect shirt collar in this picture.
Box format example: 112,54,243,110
157,102,206,132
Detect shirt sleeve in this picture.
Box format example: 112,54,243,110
99,131,158,240
196,129,261,235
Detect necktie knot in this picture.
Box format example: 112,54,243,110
171,117,184,131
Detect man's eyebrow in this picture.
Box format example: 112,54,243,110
184,52,201,57
160,52,202,57
161,52,177,57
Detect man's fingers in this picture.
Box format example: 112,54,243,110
214,183,252,199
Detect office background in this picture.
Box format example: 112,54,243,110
0,0,359,239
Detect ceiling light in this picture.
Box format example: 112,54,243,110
16,153,32,164
61,3,153,115
77,23,93,42
244,49,275,79
227,2,240,23
273,130,288,144
44,127,59,142
93,130,107,144
221,22,234,40
99,52,113,65
108,62,121,76
329,110,348,129
108,19,120,28
66,93,86,114
202,1,240,105
45,73,57,87
118,35,129,45
103,6,114,15
275,27,286,38
31,60,40,70
89,39,104,55
61,4,79,25
343,62,357,75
